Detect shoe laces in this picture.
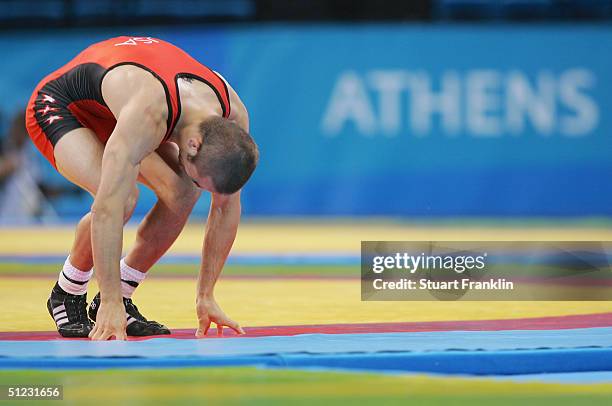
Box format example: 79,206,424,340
123,298,147,322
64,294,90,324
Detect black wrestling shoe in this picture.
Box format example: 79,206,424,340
88,293,171,336
47,283,94,338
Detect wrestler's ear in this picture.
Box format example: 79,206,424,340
186,137,201,158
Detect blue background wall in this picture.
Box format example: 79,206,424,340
1,25,611,217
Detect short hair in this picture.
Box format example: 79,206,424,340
188,116,258,194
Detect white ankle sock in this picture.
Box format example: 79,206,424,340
120,259,146,298
58,256,93,295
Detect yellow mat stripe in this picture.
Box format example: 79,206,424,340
1,277,610,332
2,222,612,254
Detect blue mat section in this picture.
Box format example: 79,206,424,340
501,371,612,383
0,254,358,265
2,348,612,375
1,328,611,374
2,250,609,266
1,328,611,358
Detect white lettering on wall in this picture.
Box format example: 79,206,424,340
466,70,503,137
321,71,376,136
367,70,406,136
506,70,556,136
559,69,599,136
408,71,461,137
321,68,599,138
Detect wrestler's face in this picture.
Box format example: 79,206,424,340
177,130,213,191
182,158,215,192
178,153,211,192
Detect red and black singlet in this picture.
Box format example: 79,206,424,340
25,36,231,168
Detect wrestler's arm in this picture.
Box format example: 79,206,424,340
89,73,167,340
195,83,249,336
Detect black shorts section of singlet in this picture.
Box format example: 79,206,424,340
33,63,107,146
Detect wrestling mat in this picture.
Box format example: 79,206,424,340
1,222,611,404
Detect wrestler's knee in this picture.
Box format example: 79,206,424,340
165,181,201,214
123,186,140,223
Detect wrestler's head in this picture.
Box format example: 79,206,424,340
179,116,258,194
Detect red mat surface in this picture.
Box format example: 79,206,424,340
1,312,611,341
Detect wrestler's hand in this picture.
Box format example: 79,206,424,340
196,297,245,337
89,300,127,341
